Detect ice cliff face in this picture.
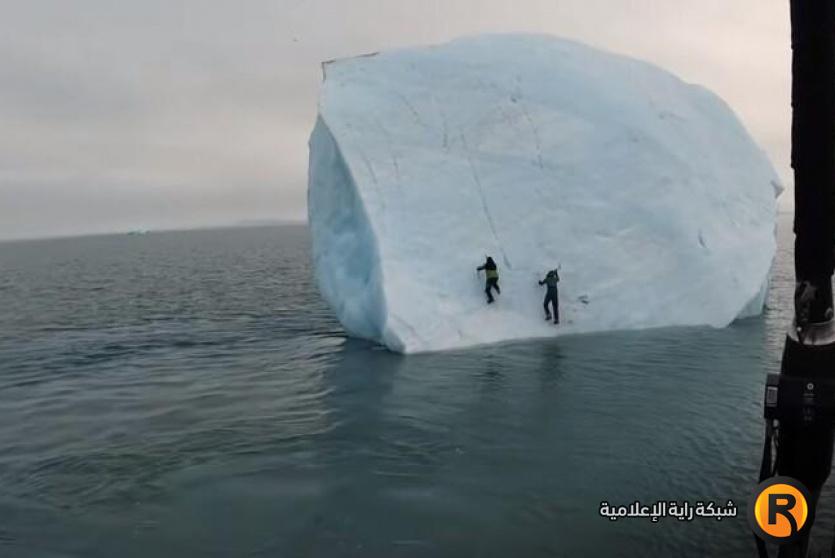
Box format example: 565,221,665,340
307,34,781,353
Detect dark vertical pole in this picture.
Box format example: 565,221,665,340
791,0,835,302
775,2,835,556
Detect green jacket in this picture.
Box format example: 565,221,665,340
478,260,499,279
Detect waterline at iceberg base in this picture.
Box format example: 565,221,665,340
307,34,781,354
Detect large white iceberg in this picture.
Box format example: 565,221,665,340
308,34,781,354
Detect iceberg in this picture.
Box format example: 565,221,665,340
307,34,781,354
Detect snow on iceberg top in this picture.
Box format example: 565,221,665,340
308,34,781,353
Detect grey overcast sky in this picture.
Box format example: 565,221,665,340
0,0,790,240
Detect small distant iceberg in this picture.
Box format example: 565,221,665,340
307,34,781,353
126,229,149,236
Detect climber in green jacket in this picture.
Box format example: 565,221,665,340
477,256,500,304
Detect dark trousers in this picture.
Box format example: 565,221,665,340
485,277,500,302
544,290,559,322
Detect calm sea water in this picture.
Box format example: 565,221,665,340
1,215,832,557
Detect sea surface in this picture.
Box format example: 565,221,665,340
1,214,832,557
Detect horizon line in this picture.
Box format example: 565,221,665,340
0,219,308,245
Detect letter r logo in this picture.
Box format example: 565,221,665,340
750,477,810,544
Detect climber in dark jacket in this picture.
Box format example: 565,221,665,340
477,256,500,304
539,268,560,324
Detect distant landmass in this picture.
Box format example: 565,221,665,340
233,218,305,227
